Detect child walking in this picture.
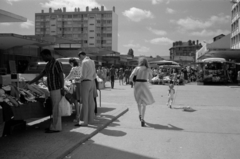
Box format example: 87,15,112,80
167,81,175,108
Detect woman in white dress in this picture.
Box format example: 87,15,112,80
130,57,155,127
65,58,82,123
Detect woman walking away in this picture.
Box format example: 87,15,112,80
65,58,82,123
167,80,175,109
130,57,155,127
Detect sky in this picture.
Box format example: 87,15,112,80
0,0,233,57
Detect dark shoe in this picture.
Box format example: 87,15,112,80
74,124,88,127
139,115,141,121
45,130,60,133
45,128,50,131
141,120,146,127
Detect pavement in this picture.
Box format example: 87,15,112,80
1,82,240,159
0,85,129,159
65,82,240,159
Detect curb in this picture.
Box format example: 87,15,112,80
46,106,129,159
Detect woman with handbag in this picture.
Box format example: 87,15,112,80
130,57,155,127
65,58,82,123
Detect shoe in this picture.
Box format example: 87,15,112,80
141,119,146,127
169,105,172,109
139,115,141,121
74,124,88,127
45,128,50,131
45,130,60,133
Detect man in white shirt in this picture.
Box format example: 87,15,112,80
77,51,96,126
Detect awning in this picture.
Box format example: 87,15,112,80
198,50,240,62
0,33,54,49
0,9,27,22
28,35,79,44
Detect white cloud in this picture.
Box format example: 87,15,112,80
0,23,11,26
41,0,102,11
171,15,231,30
151,0,163,4
166,8,175,14
147,27,167,36
5,0,22,5
191,29,231,37
147,37,173,45
123,42,150,52
123,7,154,22
20,19,34,29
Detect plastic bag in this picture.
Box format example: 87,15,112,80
59,96,72,116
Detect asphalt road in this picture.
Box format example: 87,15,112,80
64,82,240,159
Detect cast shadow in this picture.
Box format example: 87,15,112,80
100,129,127,137
172,107,197,112
145,123,183,131
97,107,115,114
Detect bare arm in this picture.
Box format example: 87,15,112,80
29,71,45,85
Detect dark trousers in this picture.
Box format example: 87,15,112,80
111,76,115,88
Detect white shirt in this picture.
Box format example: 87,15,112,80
80,57,96,82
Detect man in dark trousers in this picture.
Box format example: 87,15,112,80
109,65,116,89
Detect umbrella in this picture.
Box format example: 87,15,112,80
149,60,179,65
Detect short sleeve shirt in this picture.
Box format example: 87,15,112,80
42,59,63,91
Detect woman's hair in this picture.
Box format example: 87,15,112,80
69,58,79,67
138,57,150,68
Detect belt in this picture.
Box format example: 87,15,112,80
135,79,147,82
82,79,91,82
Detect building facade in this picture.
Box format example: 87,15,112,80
35,6,118,51
169,40,202,66
231,0,240,49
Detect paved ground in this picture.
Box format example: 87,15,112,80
0,87,128,159
66,82,240,159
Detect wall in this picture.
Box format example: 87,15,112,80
111,12,118,52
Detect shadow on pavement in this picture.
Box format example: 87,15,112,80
145,123,184,131
97,107,116,114
100,129,127,137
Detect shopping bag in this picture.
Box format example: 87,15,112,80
59,96,72,116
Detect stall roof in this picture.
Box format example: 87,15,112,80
27,35,79,44
0,9,27,22
198,49,240,62
0,33,54,49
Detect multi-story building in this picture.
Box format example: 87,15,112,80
35,6,118,51
169,40,202,66
231,0,240,49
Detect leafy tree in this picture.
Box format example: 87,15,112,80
127,48,134,57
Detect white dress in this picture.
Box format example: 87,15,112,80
130,66,155,105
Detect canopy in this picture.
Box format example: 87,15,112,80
0,9,27,22
149,60,179,65
0,33,53,49
201,58,226,63
159,65,181,68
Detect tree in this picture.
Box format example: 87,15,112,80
127,48,134,57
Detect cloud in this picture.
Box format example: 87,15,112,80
147,27,167,36
151,0,163,4
147,37,173,45
190,29,231,37
0,23,11,26
5,0,22,5
171,15,231,30
123,42,150,52
166,8,175,14
41,0,102,11
20,19,34,29
123,7,154,22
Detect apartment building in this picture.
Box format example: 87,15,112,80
231,0,240,49
35,6,118,51
169,40,202,66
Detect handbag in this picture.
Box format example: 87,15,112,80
59,96,72,116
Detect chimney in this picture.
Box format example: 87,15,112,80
86,6,89,12
101,6,104,11
78,8,80,12
49,8,52,13
41,10,44,13
63,7,66,12
197,40,199,45
113,6,115,12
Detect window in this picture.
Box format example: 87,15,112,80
51,24,56,26
89,30,94,32
89,37,94,39
97,34,101,37
90,24,94,25
97,20,101,23
84,40,88,43
68,15,72,19
107,33,112,37
107,20,112,24
89,43,94,45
